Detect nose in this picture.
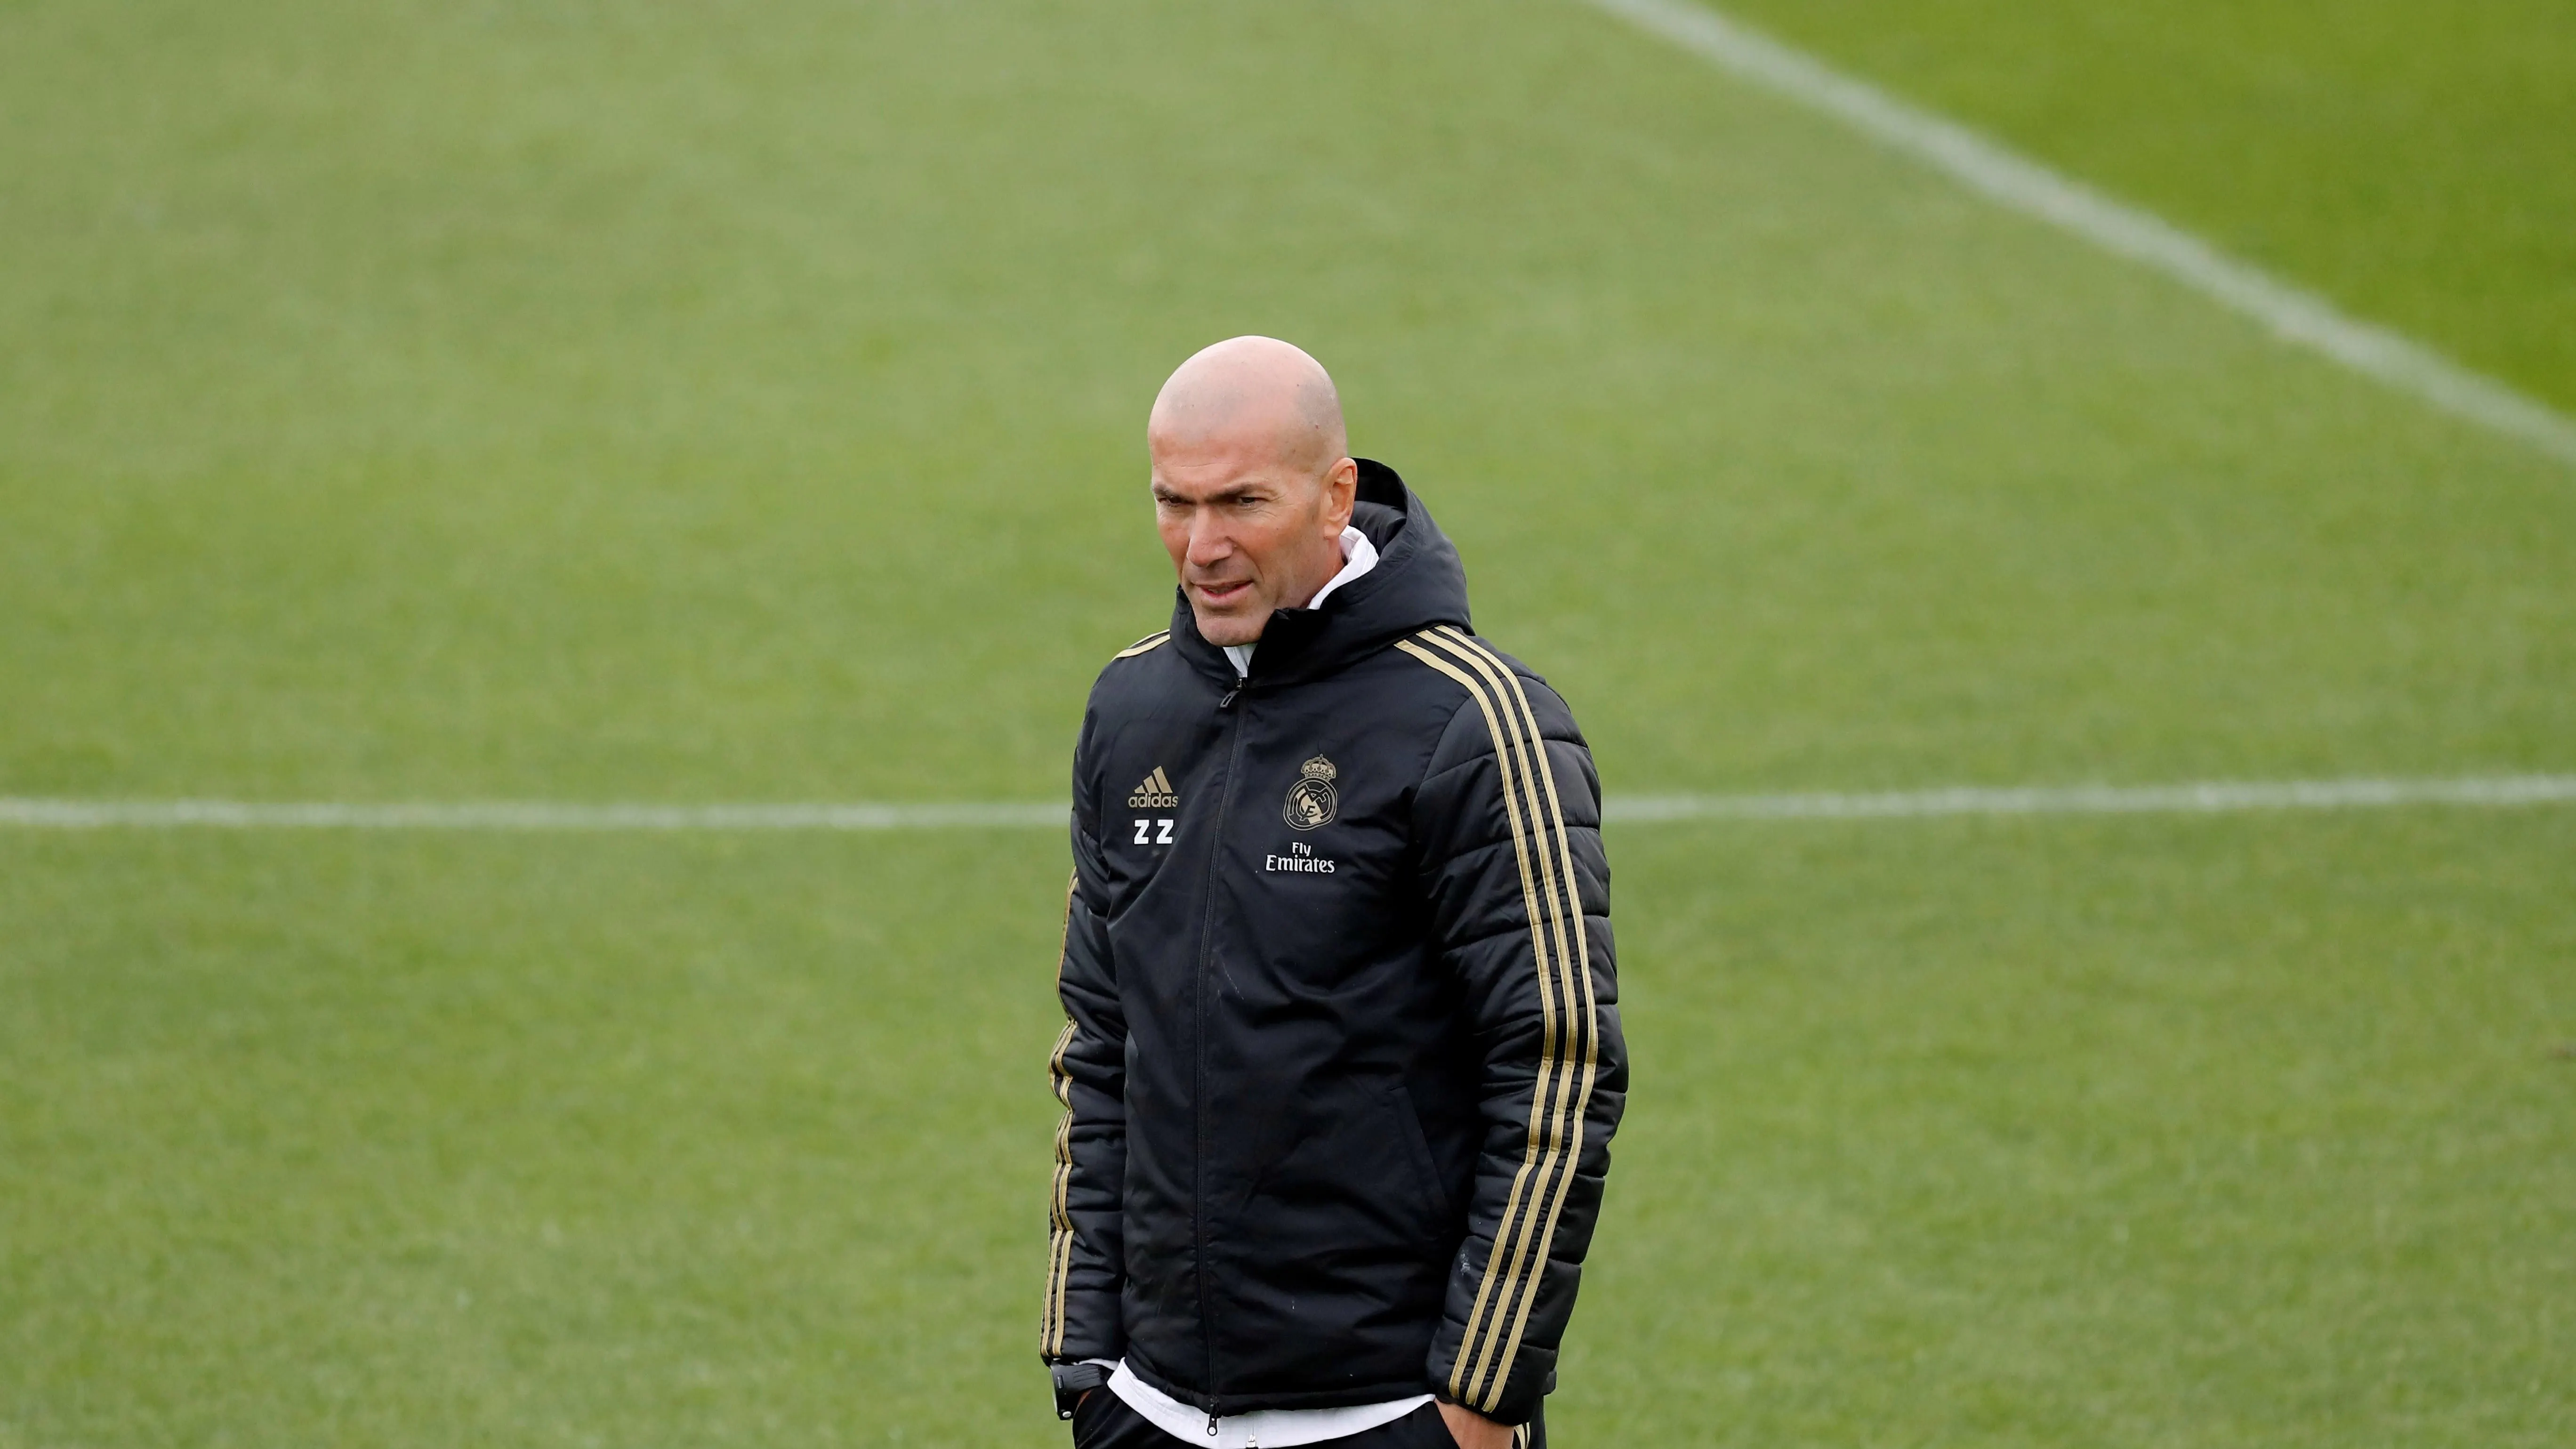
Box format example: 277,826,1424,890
1186,509,1234,570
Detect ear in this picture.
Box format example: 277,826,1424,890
1320,457,1359,533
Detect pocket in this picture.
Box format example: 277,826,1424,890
1068,1385,1119,1448
1404,1401,1465,1448
1071,1371,1123,1444
1385,1081,1452,1221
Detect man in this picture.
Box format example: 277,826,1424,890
1043,337,1625,1449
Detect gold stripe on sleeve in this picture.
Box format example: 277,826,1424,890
1417,628,1587,1410
1040,870,1081,1357
1435,628,1603,1407
1111,631,1171,660
1393,635,1574,1410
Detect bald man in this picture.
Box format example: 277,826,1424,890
1042,339,1626,1449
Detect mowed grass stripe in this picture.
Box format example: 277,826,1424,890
8,1,2569,802
1579,0,2576,467
4,775,2572,830
8,813,2568,1446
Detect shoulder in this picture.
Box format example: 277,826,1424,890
1090,628,1175,690
1081,627,1189,721
1106,628,1172,662
1385,626,1586,771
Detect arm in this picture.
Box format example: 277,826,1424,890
1404,640,1626,1429
1041,733,1127,1366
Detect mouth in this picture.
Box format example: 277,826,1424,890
1191,578,1255,608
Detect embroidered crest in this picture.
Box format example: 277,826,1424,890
1283,755,1338,831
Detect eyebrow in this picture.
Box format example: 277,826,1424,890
1155,483,1266,504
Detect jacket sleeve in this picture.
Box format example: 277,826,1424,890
1041,716,1127,1364
1408,645,1626,1425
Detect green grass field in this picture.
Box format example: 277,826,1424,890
3,1,2571,1444
1721,0,2576,412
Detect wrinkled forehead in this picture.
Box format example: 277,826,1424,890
1148,425,1330,500
1159,401,1346,494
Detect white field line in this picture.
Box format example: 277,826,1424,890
1607,774,2576,821
0,798,1068,831
3,777,2571,831
1577,0,2576,469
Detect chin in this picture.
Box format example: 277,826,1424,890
1190,605,1264,647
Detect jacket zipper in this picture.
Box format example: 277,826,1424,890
1193,677,1249,1430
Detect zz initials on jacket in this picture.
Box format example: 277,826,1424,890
1130,817,1175,847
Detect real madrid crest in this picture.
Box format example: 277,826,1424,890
1284,755,1338,831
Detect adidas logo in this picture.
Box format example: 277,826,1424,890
1127,766,1180,810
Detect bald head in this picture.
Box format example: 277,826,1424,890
1146,337,1361,648
1148,336,1348,476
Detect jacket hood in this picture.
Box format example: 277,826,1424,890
1166,458,1473,687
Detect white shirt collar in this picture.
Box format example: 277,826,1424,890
1224,525,1377,678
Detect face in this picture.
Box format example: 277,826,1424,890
1150,432,1358,648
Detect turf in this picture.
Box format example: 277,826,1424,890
7,815,2569,1447
1,0,2570,1444
1717,0,2576,412
0,829,1069,1446
1594,808,2575,1446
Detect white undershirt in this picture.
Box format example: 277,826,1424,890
1130,524,1429,1445
1097,1359,1432,1448
1222,525,1379,679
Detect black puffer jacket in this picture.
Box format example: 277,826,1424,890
1040,462,1625,1427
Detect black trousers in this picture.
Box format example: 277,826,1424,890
1071,1391,1546,1449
